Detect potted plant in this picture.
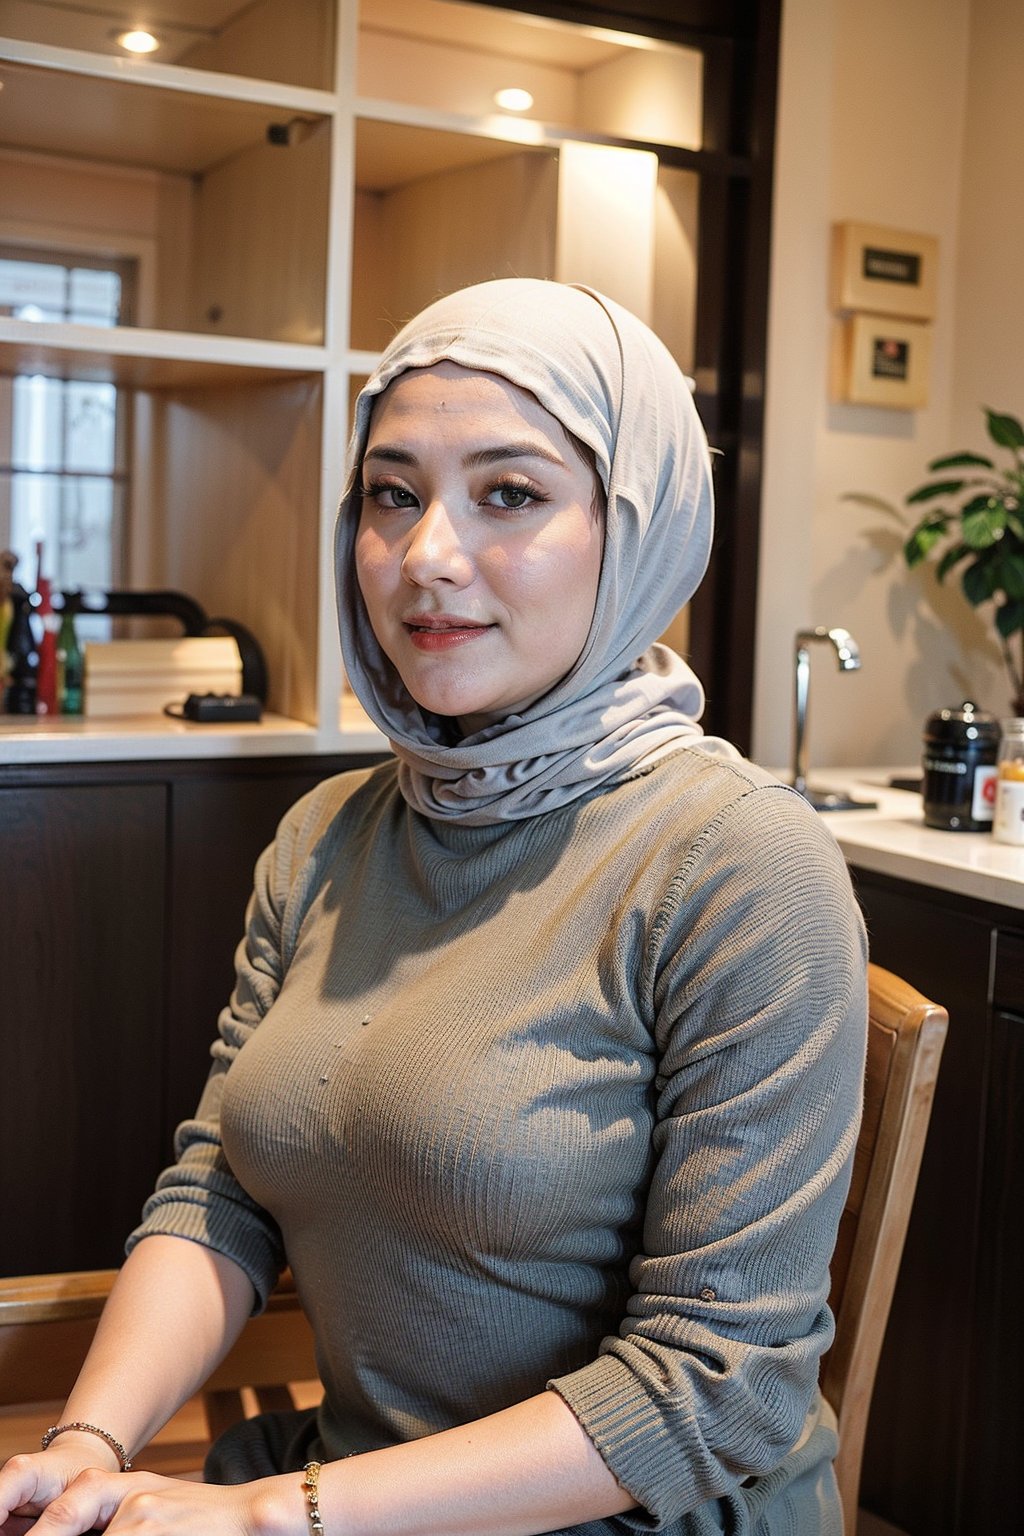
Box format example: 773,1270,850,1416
845,406,1024,714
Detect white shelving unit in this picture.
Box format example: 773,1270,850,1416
0,0,703,764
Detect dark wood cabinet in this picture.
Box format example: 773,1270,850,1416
0,753,385,1277
0,783,168,1275
851,868,1024,1536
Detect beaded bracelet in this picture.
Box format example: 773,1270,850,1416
41,1421,132,1471
302,1460,325,1535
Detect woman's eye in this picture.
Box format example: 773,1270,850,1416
364,481,418,509
484,482,537,511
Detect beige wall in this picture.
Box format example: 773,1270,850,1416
753,0,1024,772
0,149,194,329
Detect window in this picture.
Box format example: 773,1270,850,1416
0,246,134,623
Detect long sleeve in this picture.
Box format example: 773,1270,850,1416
548,782,867,1524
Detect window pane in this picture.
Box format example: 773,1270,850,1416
9,470,60,579
64,383,118,473
8,470,121,592
69,267,121,326
0,258,68,322
58,476,119,590
12,377,64,470
1,250,131,608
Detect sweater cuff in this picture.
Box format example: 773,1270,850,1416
126,1192,283,1314
548,1352,688,1523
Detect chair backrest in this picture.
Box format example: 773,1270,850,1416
820,961,947,1535
0,1267,318,1465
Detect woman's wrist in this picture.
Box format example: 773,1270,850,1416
40,1427,124,1473
249,1469,339,1536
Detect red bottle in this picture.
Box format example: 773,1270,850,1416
34,540,59,716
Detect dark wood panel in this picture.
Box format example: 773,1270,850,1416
992,928,1024,1011
963,1003,1024,1525
0,784,167,1274
475,0,760,48
851,870,993,1536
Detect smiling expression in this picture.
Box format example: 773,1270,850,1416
354,362,605,735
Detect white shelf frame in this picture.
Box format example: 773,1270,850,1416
0,34,337,117
0,0,698,764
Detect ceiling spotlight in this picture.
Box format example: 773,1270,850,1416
494,87,534,113
115,29,161,54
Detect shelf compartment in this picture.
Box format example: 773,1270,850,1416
0,31,337,137
0,41,334,176
357,0,703,154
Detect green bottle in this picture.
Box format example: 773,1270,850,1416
57,608,84,715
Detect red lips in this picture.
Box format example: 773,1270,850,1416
404,614,493,651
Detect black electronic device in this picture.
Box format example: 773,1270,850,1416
179,692,263,723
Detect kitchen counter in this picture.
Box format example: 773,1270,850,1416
799,767,1024,912
0,693,388,765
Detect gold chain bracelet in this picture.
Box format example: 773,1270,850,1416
302,1460,325,1535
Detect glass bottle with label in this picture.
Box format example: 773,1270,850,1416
57,605,84,715
993,719,1024,846
4,589,39,714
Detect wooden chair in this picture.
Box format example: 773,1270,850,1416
821,961,948,1534
0,1268,318,1472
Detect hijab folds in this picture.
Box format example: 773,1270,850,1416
336,278,735,824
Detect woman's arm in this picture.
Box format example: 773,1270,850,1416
0,1235,254,1526
4,1389,633,1536
305,1390,634,1536
61,1234,255,1453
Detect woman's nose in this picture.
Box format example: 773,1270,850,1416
400,502,473,587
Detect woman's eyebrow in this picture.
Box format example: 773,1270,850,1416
464,442,565,468
363,444,417,465
363,441,564,468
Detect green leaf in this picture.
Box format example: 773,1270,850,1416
995,599,1024,639
906,479,965,504
985,408,1024,450
840,492,905,521
993,553,1024,602
962,559,998,605
961,498,1007,549
936,543,970,582
928,451,995,471
905,524,946,566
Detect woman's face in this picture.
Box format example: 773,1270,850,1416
354,362,604,734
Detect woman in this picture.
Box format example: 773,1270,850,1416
0,279,866,1536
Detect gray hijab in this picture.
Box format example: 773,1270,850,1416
336,278,735,824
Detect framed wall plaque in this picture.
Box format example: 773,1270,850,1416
831,221,938,320
831,313,932,409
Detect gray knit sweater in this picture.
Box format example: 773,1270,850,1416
130,748,867,1533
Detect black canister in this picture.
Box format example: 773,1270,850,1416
922,701,1001,830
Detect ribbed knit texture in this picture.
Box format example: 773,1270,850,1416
130,747,865,1534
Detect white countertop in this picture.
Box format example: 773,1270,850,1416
0,697,388,764
805,768,1024,912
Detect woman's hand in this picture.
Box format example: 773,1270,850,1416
0,1462,293,1536
0,1438,123,1535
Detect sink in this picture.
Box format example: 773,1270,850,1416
803,786,878,812
792,627,877,811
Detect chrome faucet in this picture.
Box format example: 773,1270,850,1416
792,627,876,810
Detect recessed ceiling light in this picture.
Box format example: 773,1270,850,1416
115,29,161,54
494,87,534,113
